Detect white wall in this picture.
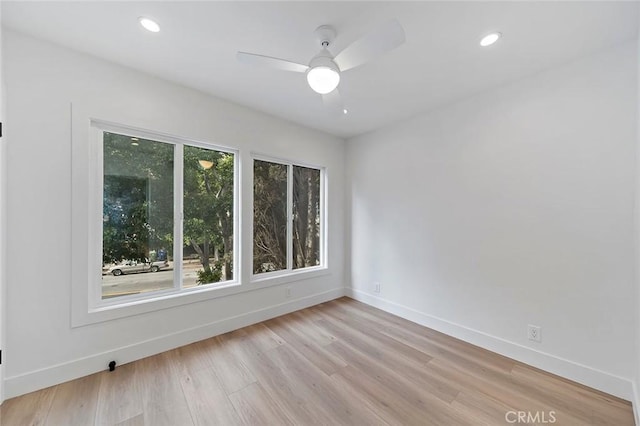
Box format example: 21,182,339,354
2,30,345,399
634,12,640,423
347,41,637,399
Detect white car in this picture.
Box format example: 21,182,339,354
107,260,169,276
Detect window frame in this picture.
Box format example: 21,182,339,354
251,154,327,282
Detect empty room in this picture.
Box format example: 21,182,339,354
0,1,639,425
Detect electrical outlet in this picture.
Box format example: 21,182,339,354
374,282,381,293
528,325,541,342
285,287,291,298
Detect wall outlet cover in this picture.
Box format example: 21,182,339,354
528,324,541,342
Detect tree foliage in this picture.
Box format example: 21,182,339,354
253,161,288,273
183,146,234,282
292,166,321,269
102,132,319,282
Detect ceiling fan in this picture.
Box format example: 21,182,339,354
237,19,406,112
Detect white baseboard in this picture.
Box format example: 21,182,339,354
3,287,344,400
346,288,633,402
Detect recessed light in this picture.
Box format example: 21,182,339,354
343,109,348,115
480,32,501,47
139,17,160,33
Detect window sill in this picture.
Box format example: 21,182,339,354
90,279,242,313
73,267,331,328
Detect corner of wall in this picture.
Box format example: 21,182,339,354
633,381,639,425
343,138,352,293
0,15,6,406
633,8,640,422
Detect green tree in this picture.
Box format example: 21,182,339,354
183,146,235,283
102,133,235,283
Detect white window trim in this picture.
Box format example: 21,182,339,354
72,104,245,326
90,121,241,309
250,153,327,283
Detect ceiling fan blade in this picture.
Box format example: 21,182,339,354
322,89,345,117
333,19,405,72
237,52,309,73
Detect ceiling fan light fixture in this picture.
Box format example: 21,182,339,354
306,51,340,94
307,66,340,94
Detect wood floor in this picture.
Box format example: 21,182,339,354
0,297,634,425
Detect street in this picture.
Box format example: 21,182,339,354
102,265,200,298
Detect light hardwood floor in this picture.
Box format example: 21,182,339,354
0,297,634,425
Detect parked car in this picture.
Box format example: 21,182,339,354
108,259,169,276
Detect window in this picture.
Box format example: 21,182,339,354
253,158,323,276
100,128,237,303
182,145,235,287
102,133,174,297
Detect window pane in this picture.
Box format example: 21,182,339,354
253,160,287,274
183,146,235,287
293,166,321,269
102,133,174,299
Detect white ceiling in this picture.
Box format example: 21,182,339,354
2,1,638,139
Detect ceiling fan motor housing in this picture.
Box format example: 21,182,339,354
314,25,337,48
308,49,340,73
